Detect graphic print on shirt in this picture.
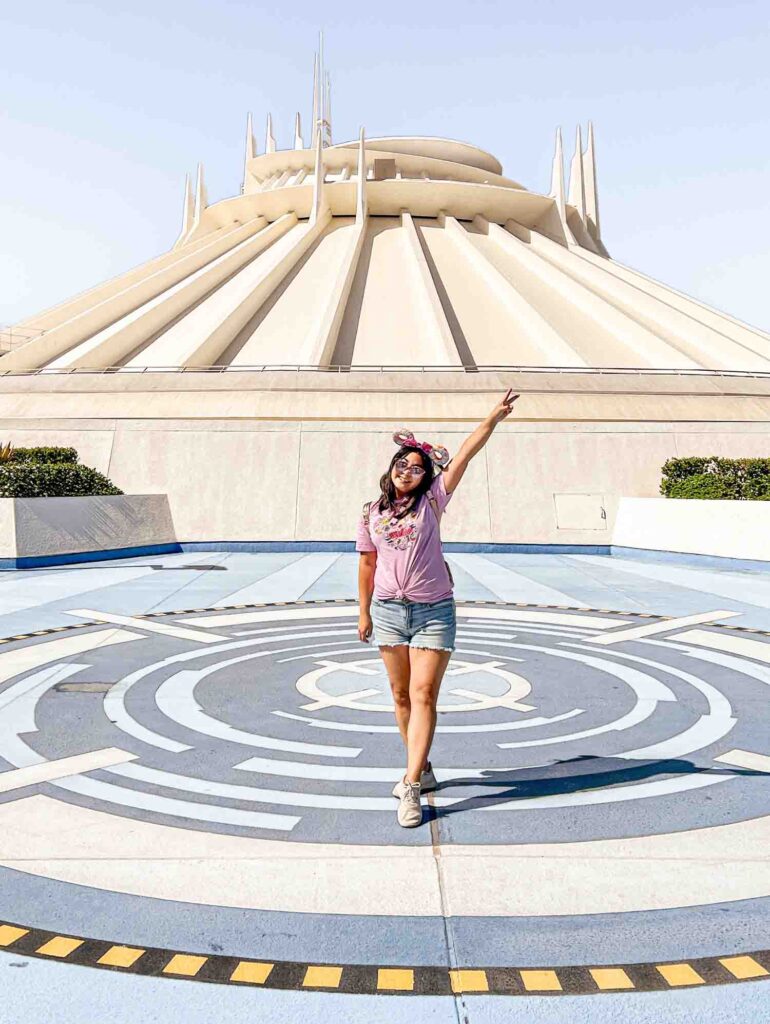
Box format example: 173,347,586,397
373,507,419,551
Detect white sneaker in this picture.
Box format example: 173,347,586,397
392,763,436,798
420,762,437,793
396,779,422,828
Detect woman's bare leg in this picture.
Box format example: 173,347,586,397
379,645,412,747
405,648,452,783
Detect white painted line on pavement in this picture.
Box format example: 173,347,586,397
185,607,358,628
0,629,141,689
272,707,585,734
0,747,138,793
715,749,770,773
585,610,740,645
65,609,229,644
185,606,633,630
668,629,770,664
155,664,361,758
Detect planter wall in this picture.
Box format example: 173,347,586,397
611,496,770,563
0,494,178,567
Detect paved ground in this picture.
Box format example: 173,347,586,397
1,550,770,1023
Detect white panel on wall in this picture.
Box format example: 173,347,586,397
553,493,607,530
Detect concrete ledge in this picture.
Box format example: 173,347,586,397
612,496,770,564
0,494,177,565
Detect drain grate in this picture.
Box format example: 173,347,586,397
54,682,116,693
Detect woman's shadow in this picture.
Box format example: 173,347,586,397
424,754,769,819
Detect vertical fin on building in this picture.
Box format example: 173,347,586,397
533,126,570,246
173,173,195,249
568,125,586,221
550,127,566,218
265,113,277,155
317,31,324,143
324,72,332,146
310,124,328,226
243,113,256,193
584,121,601,244
294,112,304,150
193,163,208,231
311,52,320,139
356,127,367,224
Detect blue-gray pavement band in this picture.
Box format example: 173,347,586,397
4,865,770,969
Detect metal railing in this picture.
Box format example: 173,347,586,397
1,363,770,379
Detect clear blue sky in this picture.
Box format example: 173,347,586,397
2,0,769,331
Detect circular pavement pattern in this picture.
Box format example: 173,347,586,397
2,599,770,995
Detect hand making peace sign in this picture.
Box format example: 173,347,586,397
487,388,520,426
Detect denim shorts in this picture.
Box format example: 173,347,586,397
370,596,456,653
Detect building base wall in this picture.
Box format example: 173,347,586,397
1,417,769,546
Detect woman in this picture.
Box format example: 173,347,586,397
356,389,519,827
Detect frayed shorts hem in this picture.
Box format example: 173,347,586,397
377,642,454,653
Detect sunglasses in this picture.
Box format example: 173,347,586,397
394,458,426,478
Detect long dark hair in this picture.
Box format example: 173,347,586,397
374,447,435,520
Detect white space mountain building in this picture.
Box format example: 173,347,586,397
3,44,769,546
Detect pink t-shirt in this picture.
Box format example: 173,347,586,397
355,472,454,602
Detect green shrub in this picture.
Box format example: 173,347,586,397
667,474,735,500
661,456,770,500
0,463,123,498
10,446,79,465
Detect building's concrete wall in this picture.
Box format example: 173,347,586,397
0,417,769,544
612,496,770,561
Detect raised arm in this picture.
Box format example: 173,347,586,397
443,389,519,495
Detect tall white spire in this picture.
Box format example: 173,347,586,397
173,172,196,247
356,127,367,224
549,126,566,219
242,113,256,192
311,52,320,140
318,30,324,113
311,32,331,148
265,113,276,155
310,124,327,226
181,172,195,235
294,112,304,150
584,121,600,241
567,125,586,221
244,112,256,162
193,162,207,223
324,71,332,146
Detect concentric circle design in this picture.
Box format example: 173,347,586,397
2,600,768,846
2,600,770,994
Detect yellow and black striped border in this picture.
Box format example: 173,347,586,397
1,919,769,994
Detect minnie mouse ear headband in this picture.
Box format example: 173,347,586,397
393,429,451,470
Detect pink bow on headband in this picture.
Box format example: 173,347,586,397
393,429,451,469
